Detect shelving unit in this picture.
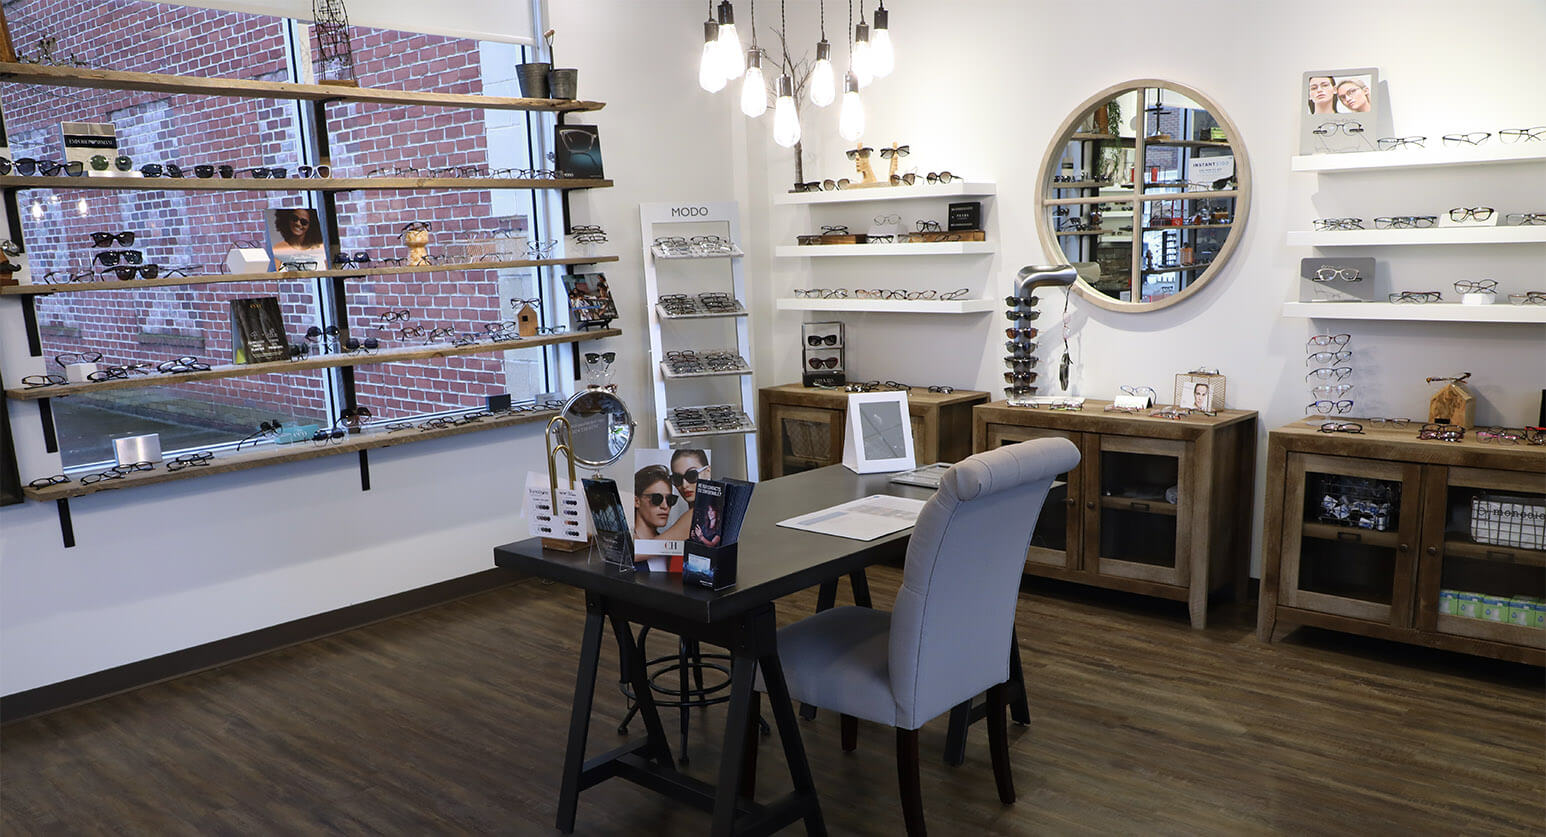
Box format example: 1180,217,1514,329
0,55,617,545
773,181,996,206
774,297,999,314
775,241,996,258
639,201,758,477
1283,301,1546,324
1291,144,1546,173
1287,227,1546,247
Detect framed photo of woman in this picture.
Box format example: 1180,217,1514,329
1300,68,1383,154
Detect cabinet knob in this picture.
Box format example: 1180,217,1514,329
1426,546,1438,556
1086,500,1096,510
1399,543,1409,553
1064,497,1076,507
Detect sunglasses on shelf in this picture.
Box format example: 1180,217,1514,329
93,250,143,266
140,162,184,178
87,154,132,172
89,231,136,247
806,334,839,346
295,164,331,178
584,351,617,364
247,166,288,178
807,357,840,369
99,264,160,280
193,164,235,179
1448,206,1494,222
15,158,85,176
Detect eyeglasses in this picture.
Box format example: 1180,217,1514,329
1005,345,1038,360
808,357,841,369
333,251,373,267
819,225,850,235
1004,371,1038,384
93,250,143,266
1307,399,1355,415
1311,266,1361,283
15,158,85,176
237,420,285,450
1306,366,1353,381
1475,427,1526,445
527,240,558,258
1375,136,1426,150
641,492,679,508
166,451,215,471
1317,421,1364,434
1509,291,1546,305
1448,206,1494,223
670,468,703,488
1120,385,1158,403
1453,279,1497,295
1006,327,1038,339
927,385,955,394
1506,213,1546,226
1498,126,1546,144
914,220,942,233
1311,384,1354,400
99,265,160,280
402,221,432,234
279,260,318,271
1312,122,1365,137
338,406,373,428
1313,218,1364,231
1005,309,1042,322
139,163,184,178
157,356,210,374
1368,417,1412,426
246,166,289,178
584,351,617,364
312,428,346,446
873,214,902,226
1306,333,1351,347
54,351,104,367
1373,216,1437,229
295,164,331,178
193,164,235,179
343,336,379,353
1389,291,1443,304
28,474,70,489
1417,423,1466,442
1306,350,1354,365
925,172,955,184
89,231,136,247
879,145,910,159
22,374,67,388
1149,407,1195,420
1441,132,1490,146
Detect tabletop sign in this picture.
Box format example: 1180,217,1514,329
842,391,917,474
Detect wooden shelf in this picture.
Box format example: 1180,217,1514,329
1069,133,1134,144
1444,538,1546,567
0,62,605,113
1142,224,1235,231
5,328,620,400
774,181,996,205
1283,301,1546,324
1142,263,1212,276
1291,144,1546,173
1435,614,1546,649
774,297,999,314
0,175,612,193
22,407,559,502
1,255,619,296
775,242,995,258
1300,521,1400,548
1099,496,1178,516
1287,227,1546,247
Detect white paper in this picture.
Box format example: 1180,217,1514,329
777,494,929,541
524,472,589,542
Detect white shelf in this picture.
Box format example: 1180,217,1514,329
654,304,748,320
1287,227,1546,247
1283,301,1546,324
650,244,744,259
659,362,753,380
775,297,1000,314
776,242,996,258
774,181,997,205
1291,145,1546,173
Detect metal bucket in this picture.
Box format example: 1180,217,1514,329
516,62,551,98
548,68,578,100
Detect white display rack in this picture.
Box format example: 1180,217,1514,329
659,354,752,379
1283,301,1546,324
639,201,758,476
664,407,757,440
774,180,997,206
1286,226,1546,247
649,243,745,259
775,241,997,257
1291,144,1546,174
774,297,1000,314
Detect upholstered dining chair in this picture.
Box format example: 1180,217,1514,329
761,438,1081,835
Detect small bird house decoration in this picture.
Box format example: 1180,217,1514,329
1426,372,1475,428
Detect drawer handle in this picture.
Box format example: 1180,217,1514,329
1064,497,1076,507
1336,531,1362,543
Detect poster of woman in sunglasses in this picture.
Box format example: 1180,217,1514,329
630,448,710,571
1300,68,1383,154
265,207,329,270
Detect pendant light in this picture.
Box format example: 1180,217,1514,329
716,0,745,81
771,1,800,147
809,0,835,107
838,71,864,141
870,0,893,78
851,0,873,88
698,2,725,92
739,1,766,117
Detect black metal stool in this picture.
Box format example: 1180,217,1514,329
617,625,758,762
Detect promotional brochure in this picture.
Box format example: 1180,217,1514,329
229,297,290,363
562,272,619,329
582,476,636,571
631,447,711,570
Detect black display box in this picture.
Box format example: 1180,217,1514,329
947,201,982,231
684,541,737,590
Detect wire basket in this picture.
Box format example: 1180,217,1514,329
1312,474,1400,531
1471,494,1546,550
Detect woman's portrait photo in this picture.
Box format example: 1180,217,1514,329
632,464,678,542
629,448,711,570
266,207,327,268
1300,68,1381,154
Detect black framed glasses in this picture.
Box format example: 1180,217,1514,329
669,468,702,488
312,428,346,446
94,250,143,266
1313,218,1364,231
1317,421,1364,434
1307,399,1355,415
89,231,136,247
584,351,617,364
338,406,373,428
844,146,875,160
1389,291,1443,304
333,251,373,267
54,351,104,366
28,474,70,489
510,296,542,310
22,374,67,388
819,225,850,235
927,385,955,394
1441,132,1490,147
1498,126,1546,144
16,158,85,176
247,166,288,178
279,260,318,271
99,265,160,280
1448,206,1494,222
192,163,235,179
879,145,910,159
1454,279,1497,295
139,162,185,178
925,171,955,184
1375,136,1426,150
806,334,839,346
343,336,379,354
807,357,840,369
1306,333,1352,348
915,220,942,233
157,356,211,373
1373,216,1437,229
1418,422,1466,442
166,451,215,471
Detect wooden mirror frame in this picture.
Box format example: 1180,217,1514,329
1034,79,1252,313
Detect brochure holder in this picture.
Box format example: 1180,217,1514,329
684,541,738,590
842,391,916,474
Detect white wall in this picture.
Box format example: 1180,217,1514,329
0,0,734,696
744,0,1546,574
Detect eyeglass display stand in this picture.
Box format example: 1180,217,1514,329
800,321,845,388
638,201,758,479
1005,265,1078,407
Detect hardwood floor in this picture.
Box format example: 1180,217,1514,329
3,568,1542,835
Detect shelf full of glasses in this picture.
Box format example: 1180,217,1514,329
0,61,607,113
0,255,619,296
0,175,613,192
774,180,998,206
664,406,758,440
775,241,996,258
1287,227,1546,247
1291,144,1546,174
1283,301,1546,324
5,328,621,400
774,297,1000,314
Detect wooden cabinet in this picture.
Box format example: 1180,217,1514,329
758,384,989,479
1258,422,1545,665
974,400,1258,628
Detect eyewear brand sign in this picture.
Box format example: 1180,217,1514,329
1189,155,1234,184
670,205,715,218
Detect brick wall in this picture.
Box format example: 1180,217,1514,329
4,0,543,460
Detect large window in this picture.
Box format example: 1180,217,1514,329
4,1,559,468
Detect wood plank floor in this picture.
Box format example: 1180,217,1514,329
3,568,1542,835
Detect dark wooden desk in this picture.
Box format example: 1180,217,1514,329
493,467,930,836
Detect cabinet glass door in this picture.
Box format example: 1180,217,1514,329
1418,466,1546,650
1088,435,1188,586
985,424,1081,571
769,404,843,477
1280,453,1421,626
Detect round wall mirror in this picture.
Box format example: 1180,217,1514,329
560,389,636,468
1034,79,1251,312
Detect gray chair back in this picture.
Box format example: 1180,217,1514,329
887,437,1082,730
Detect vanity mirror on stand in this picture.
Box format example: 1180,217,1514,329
1035,79,1251,311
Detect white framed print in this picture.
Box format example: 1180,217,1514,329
841,391,917,474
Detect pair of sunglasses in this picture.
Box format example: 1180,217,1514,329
583,351,616,364
94,250,143,266
100,264,160,280
12,158,85,176
88,154,133,172
640,492,679,508
90,231,135,247
669,467,703,488
806,334,839,346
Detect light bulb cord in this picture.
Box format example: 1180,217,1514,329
749,0,756,48
819,0,826,39
847,0,853,58
780,0,789,74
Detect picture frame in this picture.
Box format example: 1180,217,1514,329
1174,369,1227,413
554,124,603,179
841,391,917,474
1300,68,1383,154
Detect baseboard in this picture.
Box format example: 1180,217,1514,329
0,568,523,725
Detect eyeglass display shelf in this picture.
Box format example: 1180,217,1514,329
775,242,996,258
774,297,999,314
1283,301,1546,324
1049,181,1114,190
1142,224,1235,231
0,62,606,113
649,244,745,259
1055,229,1111,237
665,410,757,440
659,361,753,380
21,406,561,502
0,175,612,193
1287,227,1546,247
1141,263,1213,276
0,255,619,296
4,328,621,400
1291,144,1546,173
773,181,997,206
653,303,748,320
